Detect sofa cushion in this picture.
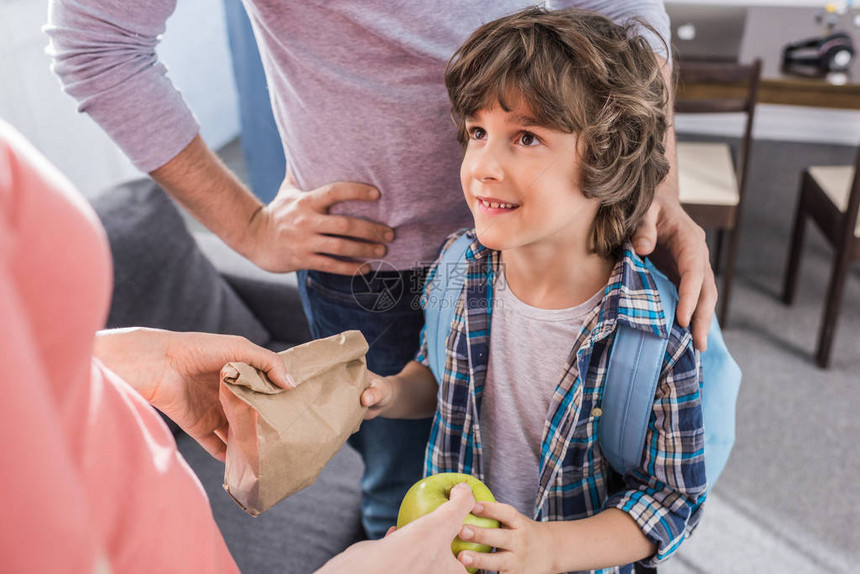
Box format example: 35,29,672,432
88,179,269,345
194,231,312,348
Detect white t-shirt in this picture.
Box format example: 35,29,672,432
480,270,604,516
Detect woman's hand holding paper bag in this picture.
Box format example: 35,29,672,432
94,327,293,461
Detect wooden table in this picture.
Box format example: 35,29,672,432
677,6,860,110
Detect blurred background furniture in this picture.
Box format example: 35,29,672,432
89,178,311,351
740,5,859,109
674,59,762,325
671,4,860,109
782,144,860,368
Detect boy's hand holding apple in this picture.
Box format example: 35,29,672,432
396,473,502,573
456,501,553,574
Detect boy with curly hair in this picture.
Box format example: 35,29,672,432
361,7,706,573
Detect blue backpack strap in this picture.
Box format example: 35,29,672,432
600,258,677,476
425,232,472,383
602,258,742,488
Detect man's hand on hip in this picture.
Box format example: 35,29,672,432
246,179,395,275
150,135,394,277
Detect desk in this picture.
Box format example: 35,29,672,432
677,7,860,110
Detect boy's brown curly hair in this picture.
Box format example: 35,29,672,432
445,6,671,258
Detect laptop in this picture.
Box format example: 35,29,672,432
666,3,748,62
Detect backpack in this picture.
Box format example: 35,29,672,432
424,232,742,489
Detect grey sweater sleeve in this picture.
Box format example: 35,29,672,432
552,0,671,62
45,0,200,172
44,0,669,175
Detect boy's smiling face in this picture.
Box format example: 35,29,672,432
460,98,600,256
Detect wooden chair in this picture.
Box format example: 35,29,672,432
782,145,860,368
674,59,762,326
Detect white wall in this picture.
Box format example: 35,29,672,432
159,0,239,151
0,0,239,196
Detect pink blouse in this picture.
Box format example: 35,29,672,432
0,120,238,573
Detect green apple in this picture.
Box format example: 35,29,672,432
397,472,499,571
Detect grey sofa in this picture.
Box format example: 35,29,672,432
89,178,365,573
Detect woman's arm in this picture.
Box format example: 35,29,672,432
93,327,292,460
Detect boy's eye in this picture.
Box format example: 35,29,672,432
468,127,486,140
517,132,540,146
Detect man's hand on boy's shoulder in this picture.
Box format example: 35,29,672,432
633,194,717,352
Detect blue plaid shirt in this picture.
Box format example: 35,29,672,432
416,230,707,573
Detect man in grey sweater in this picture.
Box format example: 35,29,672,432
46,0,717,542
